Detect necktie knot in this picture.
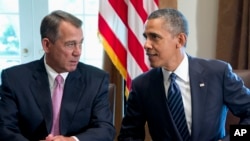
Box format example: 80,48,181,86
55,75,63,85
169,73,177,82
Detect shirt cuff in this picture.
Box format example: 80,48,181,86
71,136,79,141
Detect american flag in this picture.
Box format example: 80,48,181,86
98,0,159,98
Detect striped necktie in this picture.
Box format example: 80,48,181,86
168,73,190,141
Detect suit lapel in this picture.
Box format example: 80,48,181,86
30,59,85,134
188,57,208,140
60,69,85,134
30,59,52,132
149,68,182,141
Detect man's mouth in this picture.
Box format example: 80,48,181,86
146,53,157,57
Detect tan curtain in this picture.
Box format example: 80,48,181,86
216,0,250,69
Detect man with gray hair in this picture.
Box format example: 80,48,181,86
0,10,115,141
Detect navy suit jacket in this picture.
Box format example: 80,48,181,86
118,56,250,141
0,58,115,141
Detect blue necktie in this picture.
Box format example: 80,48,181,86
168,73,190,141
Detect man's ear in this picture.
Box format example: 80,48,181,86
176,33,187,48
42,38,51,53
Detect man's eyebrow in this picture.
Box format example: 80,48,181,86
65,39,84,43
147,32,158,37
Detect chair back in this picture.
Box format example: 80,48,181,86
108,83,116,125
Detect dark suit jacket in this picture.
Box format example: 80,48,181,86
0,58,115,141
118,56,250,141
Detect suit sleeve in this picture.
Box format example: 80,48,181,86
223,64,250,124
0,70,29,141
118,78,146,141
75,73,116,141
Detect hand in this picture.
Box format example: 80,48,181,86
45,134,76,141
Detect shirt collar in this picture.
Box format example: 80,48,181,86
162,53,189,82
174,53,189,82
44,56,68,87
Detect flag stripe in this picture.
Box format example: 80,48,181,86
99,0,159,98
154,0,159,6
99,1,128,48
108,0,128,28
127,2,145,49
128,29,148,72
127,0,150,76
130,0,148,22
98,15,127,78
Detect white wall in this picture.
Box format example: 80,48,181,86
178,0,218,59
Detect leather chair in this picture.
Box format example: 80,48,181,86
108,83,116,125
225,70,250,133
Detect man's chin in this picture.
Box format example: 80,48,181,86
150,63,160,68
67,66,77,72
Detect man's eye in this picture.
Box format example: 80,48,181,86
151,34,158,39
66,42,76,47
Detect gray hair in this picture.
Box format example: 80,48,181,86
40,10,82,43
148,8,189,37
